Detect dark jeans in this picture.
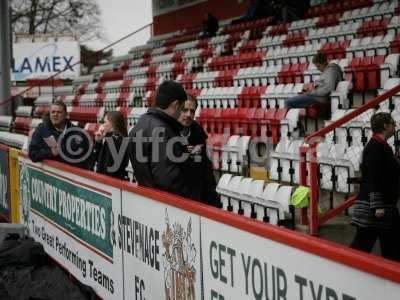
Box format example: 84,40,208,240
284,95,318,109
351,225,400,262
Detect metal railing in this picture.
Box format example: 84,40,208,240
299,84,400,235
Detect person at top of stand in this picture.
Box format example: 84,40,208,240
199,13,219,38
28,101,91,169
284,52,343,109
92,111,129,180
128,81,191,198
351,113,400,262
231,0,274,24
178,94,220,207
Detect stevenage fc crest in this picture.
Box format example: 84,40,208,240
162,209,197,300
19,163,31,233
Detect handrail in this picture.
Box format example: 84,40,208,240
301,83,400,235
305,84,400,143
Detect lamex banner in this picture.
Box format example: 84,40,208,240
18,158,123,300
12,41,80,81
0,147,9,220
201,218,400,300
121,190,202,300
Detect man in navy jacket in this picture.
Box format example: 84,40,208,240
28,101,91,169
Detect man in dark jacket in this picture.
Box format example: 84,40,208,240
28,101,91,169
128,81,190,197
178,94,220,207
351,113,400,261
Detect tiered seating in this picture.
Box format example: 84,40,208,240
14,106,33,135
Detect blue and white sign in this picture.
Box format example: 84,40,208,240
12,41,80,81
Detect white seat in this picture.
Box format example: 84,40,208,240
216,174,233,210
226,176,244,213
236,178,254,217
256,183,280,222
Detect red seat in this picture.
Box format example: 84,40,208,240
316,13,342,28
233,108,250,135
146,66,157,77
69,107,100,124
278,63,308,84
178,73,196,90
207,133,230,169
171,62,185,80
321,40,350,60
282,32,307,47
269,23,289,36
172,51,184,63
34,106,49,118
199,108,213,132
357,18,390,38
14,117,32,135
269,108,288,144
215,69,238,87
239,40,259,54
237,86,266,108
345,55,384,91
100,70,125,82
390,33,400,53
210,108,223,133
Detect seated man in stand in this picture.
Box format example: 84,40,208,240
284,52,343,109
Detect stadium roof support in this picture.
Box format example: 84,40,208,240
0,0,11,115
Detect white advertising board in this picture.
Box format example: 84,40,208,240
18,158,123,300
201,217,400,300
12,41,80,81
121,190,202,300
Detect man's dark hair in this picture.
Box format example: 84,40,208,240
51,100,67,113
155,81,187,109
312,52,328,65
371,112,394,133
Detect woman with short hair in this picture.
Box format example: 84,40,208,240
351,112,400,261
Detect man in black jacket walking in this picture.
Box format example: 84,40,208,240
128,81,190,197
28,101,91,169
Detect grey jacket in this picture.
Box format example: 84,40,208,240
306,63,343,102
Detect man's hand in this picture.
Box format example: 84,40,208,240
50,146,59,156
375,208,385,218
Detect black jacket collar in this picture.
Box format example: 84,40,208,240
147,107,183,134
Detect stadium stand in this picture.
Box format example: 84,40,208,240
3,0,400,236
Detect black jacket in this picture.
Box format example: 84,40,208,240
181,121,220,207
92,132,129,180
128,108,191,197
352,136,400,229
28,120,91,169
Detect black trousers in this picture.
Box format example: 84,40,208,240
351,225,400,262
